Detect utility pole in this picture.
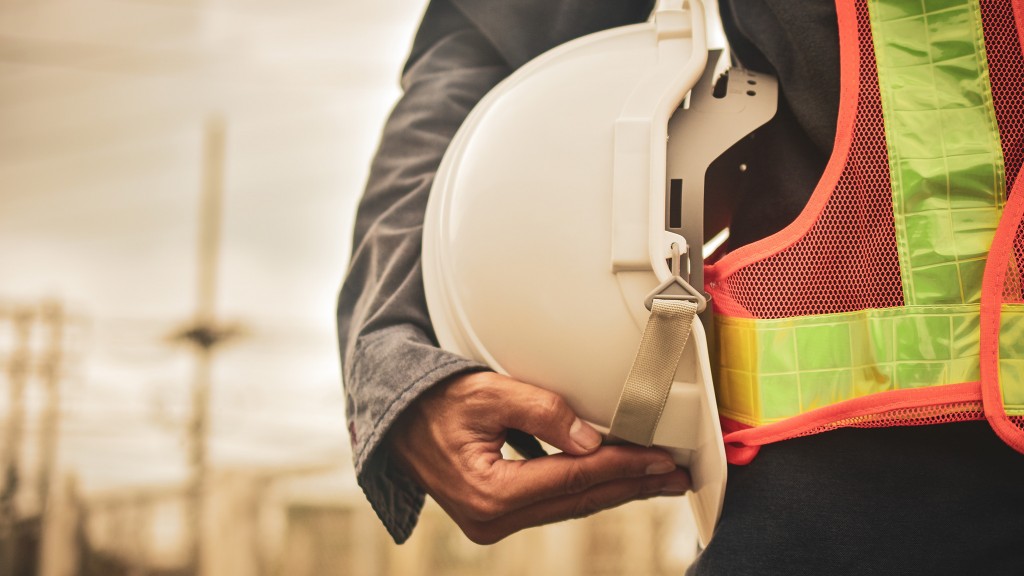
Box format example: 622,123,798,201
171,116,236,576
36,302,64,518
36,301,65,570
0,308,33,576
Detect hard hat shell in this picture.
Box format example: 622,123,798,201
423,1,727,544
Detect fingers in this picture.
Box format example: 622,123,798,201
387,370,694,545
454,468,692,545
429,443,691,544
486,373,603,456
488,444,681,511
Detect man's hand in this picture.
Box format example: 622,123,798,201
387,371,691,544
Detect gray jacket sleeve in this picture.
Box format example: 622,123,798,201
337,0,653,544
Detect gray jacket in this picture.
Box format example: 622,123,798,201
336,0,652,544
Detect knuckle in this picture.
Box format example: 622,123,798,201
562,460,592,495
462,384,500,411
450,372,503,406
533,392,566,422
571,494,604,520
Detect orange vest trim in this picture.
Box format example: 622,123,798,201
706,0,1024,464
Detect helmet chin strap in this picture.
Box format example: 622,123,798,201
609,297,699,446
610,243,701,446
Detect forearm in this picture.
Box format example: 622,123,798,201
338,0,657,543
337,2,508,543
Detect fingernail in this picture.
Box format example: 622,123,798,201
645,461,675,476
570,418,601,451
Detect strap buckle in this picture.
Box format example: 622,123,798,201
644,242,709,313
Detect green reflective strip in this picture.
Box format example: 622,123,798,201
869,0,1006,305
715,305,1024,426
1000,305,1024,415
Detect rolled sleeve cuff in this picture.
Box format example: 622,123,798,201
347,325,487,543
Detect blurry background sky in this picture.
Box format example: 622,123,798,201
0,0,425,495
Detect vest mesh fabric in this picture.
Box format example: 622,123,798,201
984,0,1024,308
985,0,1024,202
712,0,904,320
711,0,1024,439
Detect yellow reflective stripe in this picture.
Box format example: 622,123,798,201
715,305,1024,426
868,0,1006,306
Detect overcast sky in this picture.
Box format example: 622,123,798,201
0,0,427,495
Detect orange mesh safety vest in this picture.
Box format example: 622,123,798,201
705,0,1024,465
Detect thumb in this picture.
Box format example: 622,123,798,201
491,374,603,456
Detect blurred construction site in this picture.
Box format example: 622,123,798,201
0,0,700,574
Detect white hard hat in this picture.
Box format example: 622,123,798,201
423,0,777,545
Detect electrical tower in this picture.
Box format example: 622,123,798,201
169,116,238,576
